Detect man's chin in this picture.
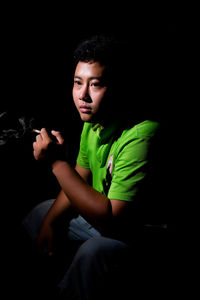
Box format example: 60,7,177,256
79,112,104,124
80,114,93,122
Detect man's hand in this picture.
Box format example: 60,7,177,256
36,220,55,257
33,128,65,163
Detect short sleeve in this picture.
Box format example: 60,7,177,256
107,136,152,201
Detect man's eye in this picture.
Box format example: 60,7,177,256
74,80,82,85
91,82,101,87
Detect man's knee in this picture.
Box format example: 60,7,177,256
22,199,55,241
74,236,129,270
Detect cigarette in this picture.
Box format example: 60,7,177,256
32,129,41,133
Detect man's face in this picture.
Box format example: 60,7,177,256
72,61,108,123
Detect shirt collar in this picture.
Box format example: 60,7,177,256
91,121,120,144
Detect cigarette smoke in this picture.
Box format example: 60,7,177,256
0,111,35,146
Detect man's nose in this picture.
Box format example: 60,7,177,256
79,85,91,102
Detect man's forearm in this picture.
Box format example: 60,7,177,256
42,189,73,226
52,160,112,229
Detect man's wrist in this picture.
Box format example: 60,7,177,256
51,160,68,173
44,143,67,168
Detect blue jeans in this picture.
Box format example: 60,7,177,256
23,199,101,243
23,199,130,299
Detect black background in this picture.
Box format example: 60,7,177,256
0,2,193,253
0,3,196,297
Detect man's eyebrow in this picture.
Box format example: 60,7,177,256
74,75,102,80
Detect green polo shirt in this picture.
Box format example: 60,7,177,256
77,120,159,202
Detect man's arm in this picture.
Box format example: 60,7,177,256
36,163,91,255
33,128,128,235
42,164,91,227
52,160,128,233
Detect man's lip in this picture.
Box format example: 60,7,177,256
79,106,92,113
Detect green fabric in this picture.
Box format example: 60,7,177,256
77,120,159,202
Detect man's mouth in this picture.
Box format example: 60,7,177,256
79,106,92,113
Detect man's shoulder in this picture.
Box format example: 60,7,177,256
134,120,160,138
121,120,160,140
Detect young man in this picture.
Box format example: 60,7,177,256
23,35,161,299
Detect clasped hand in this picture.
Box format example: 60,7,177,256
33,128,65,164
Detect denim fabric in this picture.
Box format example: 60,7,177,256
57,236,129,300
22,199,130,299
23,199,55,241
67,215,101,240
23,199,101,244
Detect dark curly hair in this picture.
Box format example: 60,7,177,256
73,34,130,90
74,34,129,68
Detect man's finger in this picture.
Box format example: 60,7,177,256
51,130,64,144
40,128,51,141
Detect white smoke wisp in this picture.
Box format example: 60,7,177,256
0,111,7,119
0,111,35,145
